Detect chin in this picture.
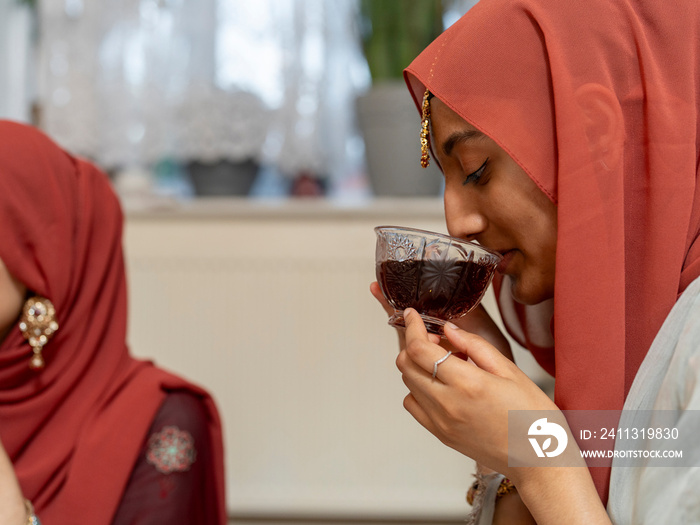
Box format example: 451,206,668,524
508,276,552,306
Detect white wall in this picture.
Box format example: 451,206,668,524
122,197,552,521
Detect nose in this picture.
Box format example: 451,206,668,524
443,185,487,242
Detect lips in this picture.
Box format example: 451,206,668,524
496,249,516,274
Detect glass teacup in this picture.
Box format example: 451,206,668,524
375,226,502,336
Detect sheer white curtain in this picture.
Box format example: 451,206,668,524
38,0,369,195
0,0,34,123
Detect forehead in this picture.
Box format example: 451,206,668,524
429,97,490,155
430,97,477,130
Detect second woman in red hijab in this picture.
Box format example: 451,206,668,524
0,121,226,524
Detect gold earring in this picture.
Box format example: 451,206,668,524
420,89,432,168
19,297,59,370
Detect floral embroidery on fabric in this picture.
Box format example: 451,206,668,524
146,425,197,474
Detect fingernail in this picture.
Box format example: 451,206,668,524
445,321,458,330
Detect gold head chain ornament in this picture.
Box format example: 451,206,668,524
420,89,433,168
19,296,59,370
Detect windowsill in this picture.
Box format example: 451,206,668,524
123,195,445,221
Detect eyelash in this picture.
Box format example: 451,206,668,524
462,158,489,186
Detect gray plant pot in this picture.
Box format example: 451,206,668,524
357,81,443,197
188,159,259,196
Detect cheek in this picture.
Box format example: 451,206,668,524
536,205,558,268
0,271,26,341
511,203,557,303
517,184,557,255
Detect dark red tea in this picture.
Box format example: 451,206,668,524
377,258,492,320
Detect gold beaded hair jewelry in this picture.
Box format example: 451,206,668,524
420,89,433,168
19,296,59,370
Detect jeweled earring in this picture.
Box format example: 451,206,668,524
19,297,59,370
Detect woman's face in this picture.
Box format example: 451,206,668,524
0,258,26,344
429,97,557,305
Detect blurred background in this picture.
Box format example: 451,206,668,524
1,0,483,201
1,1,552,524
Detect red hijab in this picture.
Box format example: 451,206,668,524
0,121,226,523
405,0,700,502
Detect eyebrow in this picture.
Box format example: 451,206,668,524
441,129,487,156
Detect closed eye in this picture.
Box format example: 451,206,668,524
463,158,489,185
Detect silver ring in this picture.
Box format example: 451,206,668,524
432,351,453,378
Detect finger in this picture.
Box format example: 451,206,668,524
369,281,394,317
402,309,447,377
403,307,431,343
396,348,452,407
437,337,469,361
451,306,514,361
396,358,440,434
400,361,449,411
396,348,431,381
402,393,442,439
400,342,462,386
428,333,441,345
443,322,518,378
401,310,474,383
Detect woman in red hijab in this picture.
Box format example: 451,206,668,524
0,120,226,524
373,0,700,522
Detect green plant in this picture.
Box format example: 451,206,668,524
360,0,444,82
